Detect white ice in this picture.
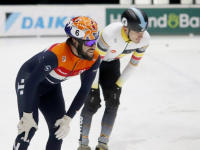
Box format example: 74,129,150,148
0,35,200,150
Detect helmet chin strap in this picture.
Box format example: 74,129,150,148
72,39,85,59
126,28,132,42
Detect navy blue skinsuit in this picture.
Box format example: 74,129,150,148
13,42,100,150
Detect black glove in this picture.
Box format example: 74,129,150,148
85,88,101,113
105,84,121,108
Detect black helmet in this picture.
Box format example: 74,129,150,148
121,7,148,32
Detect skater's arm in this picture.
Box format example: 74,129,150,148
23,51,58,112
116,45,149,87
66,55,101,118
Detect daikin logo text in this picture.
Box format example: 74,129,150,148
21,16,67,29
5,13,75,32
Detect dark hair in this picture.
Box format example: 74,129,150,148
66,37,84,46
66,37,73,45
66,37,85,59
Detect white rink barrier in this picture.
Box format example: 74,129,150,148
0,5,200,37
0,5,106,37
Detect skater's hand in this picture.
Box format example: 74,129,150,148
105,84,121,108
54,115,72,140
17,112,38,142
85,88,101,113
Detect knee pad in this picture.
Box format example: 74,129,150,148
82,103,100,114
105,106,119,116
83,89,101,114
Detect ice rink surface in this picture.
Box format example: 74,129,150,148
0,35,200,150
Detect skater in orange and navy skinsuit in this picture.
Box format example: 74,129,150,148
13,16,100,150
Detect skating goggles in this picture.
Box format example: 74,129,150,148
83,40,97,47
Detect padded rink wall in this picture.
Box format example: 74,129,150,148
0,4,200,37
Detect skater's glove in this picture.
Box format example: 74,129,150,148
105,84,121,108
86,88,101,113
17,112,38,142
54,115,72,140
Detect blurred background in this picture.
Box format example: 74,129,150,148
0,0,199,4
0,0,200,36
0,1,200,150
